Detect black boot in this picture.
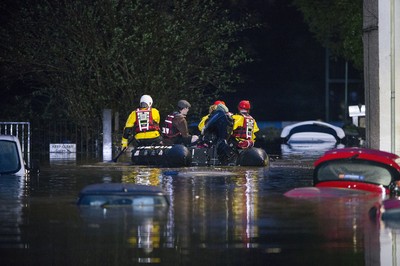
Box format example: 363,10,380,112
216,140,237,165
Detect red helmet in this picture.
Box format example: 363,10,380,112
214,100,225,105
238,100,250,110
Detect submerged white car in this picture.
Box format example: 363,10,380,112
0,135,26,176
280,120,345,144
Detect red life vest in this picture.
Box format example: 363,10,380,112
134,108,159,133
232,113,254,140
162,112,181,138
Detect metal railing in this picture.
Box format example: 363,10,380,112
0,122,31,166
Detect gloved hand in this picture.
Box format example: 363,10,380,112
237,140,254,149
191,135,199,143
121,138,128,149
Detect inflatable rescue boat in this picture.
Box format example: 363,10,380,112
130,144,269,167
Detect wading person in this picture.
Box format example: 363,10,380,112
162,100,199,146
121,95,162,149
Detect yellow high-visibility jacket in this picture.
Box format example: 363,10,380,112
231,113,259,142
122,108,161,144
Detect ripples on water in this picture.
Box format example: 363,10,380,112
1,150,399,266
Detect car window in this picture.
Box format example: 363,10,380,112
315,159,393,186
0,140,21,174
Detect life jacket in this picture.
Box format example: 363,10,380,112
162,112,181,138
232,113,254,140
134,108,159,133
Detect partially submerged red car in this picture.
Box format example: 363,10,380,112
313,148,400,196
285,147,400,198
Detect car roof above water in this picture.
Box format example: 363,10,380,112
314,147,400,171
79,183,166,195
77,183,170,207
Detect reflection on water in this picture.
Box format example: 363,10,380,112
0,175,28,249
281,143,345,160
79,205,170,264
122,167,162,186
1,149,399,265
49,152,77,165
379,225,400,266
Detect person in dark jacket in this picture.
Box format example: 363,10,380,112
201,103,233,142
198,100,227,132
201,103,236,164
162,100,199,145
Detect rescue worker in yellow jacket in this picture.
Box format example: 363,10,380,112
231,100,259,149
121,95,162,148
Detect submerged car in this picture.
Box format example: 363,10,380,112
0,135,26,176
285,147,400,198
280,120,345,144
280,121,346,158
77,183,169,209
313,148,400,195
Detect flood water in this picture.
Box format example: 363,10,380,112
1,148,399,266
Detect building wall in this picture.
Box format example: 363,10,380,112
363,0,380,150
364,0,400,154
395,0,400,155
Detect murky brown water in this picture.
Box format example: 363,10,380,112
1,151,399,266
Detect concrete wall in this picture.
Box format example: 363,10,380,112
363,0,400,154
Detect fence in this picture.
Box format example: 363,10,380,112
0,122,31,166
1,112,134,160
33,120,104,154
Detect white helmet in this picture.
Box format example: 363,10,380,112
140,95,153,108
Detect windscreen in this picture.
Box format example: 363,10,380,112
0,140,21,174
315,159,394,186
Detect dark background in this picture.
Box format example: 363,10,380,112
0,0,363,123
220,0,363,122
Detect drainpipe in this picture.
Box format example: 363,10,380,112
344,61,348,121
390,0,395,153
325,48,330,122
103,109,112,161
